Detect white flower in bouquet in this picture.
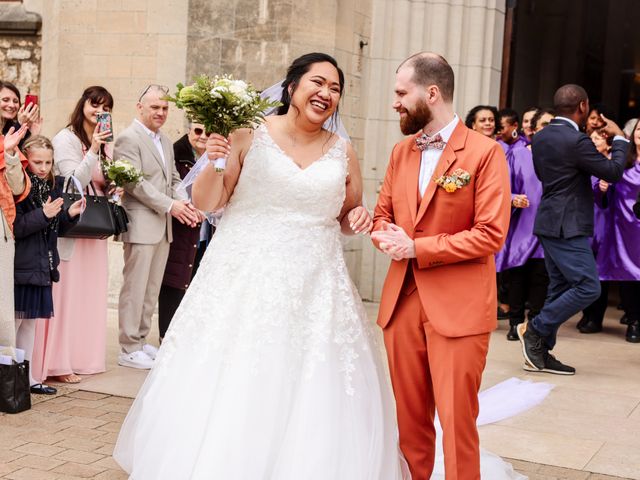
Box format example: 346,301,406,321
168,75,280,171
102,158,144,187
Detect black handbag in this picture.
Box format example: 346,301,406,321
0,360,31,414
111,201,129,235
59,180,117,239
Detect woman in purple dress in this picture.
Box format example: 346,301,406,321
496,109,548,340
597,119,640,343
578,130,613,334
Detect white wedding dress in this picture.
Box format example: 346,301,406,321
114,125,534,480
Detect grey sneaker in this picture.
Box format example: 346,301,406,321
517,321,546,370
523,352,576,375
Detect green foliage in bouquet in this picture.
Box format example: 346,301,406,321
167,75,281,137
103,158,144,187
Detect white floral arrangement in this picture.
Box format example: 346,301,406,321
103,158,144,187
167,75,280,171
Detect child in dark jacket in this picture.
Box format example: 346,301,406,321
13,135,83,394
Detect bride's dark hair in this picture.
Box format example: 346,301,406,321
277,52,345,129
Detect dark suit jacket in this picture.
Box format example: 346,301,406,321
532,118,628,238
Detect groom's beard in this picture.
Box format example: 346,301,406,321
399,99,433,135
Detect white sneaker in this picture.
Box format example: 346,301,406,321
118,350,154,370
142,344,159,360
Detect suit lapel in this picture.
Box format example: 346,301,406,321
134,123,167,178
414,121,467,226
160,134,172,180
406,139,421,223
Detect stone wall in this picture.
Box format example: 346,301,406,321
0,0,41,97
0,35,40,94
25,0,190,141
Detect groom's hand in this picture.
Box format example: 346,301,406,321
371,223,416,260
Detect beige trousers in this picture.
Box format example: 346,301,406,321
0,210,16,357
118,240,170,354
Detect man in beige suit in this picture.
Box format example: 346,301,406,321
115,85,199,369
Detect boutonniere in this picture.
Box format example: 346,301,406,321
434,168,471,193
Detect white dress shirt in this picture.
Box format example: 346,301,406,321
135,119,166,166
418,114,459,197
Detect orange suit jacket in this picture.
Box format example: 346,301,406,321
373,121,511,337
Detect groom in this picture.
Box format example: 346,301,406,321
371,52,511,479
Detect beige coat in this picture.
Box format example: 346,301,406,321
114,121,186,244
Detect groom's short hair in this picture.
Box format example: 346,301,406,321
398,52,455,103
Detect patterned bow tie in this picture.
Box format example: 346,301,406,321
415,133,445,151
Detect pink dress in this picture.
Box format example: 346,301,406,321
31,148,108,381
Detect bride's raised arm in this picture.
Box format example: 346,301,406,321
192,128,253,212
339,142,371,235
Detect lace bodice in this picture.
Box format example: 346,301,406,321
224,124,348,229
157,124,377,396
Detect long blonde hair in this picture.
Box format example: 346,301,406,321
22,135,56,184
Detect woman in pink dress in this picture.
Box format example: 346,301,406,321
31,86,114,383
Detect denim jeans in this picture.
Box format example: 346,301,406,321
531,235,600,349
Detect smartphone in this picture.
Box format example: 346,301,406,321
25,94,38,108
96,112,114,142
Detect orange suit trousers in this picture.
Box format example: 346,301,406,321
383,271,490,480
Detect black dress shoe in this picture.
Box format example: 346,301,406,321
625,322,640,343
497,306,509,320
30,384,57,395
578,319,603,334
576,314,587,330
620,314,630,325
506,325,519,341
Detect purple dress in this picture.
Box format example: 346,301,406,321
597,162,640,281
496,137,544,272
590,176,610,257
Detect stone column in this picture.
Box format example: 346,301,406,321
357,0,506,300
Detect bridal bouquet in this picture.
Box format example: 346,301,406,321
167,75,280,171
102,158,144,187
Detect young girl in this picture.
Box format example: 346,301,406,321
13,135,83,394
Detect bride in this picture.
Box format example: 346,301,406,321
113,53,529,479
114,52,408,479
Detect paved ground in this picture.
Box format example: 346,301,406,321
1,299,638,479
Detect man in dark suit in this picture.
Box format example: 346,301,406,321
518,84,629,375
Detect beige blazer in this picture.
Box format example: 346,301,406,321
114,121,186,244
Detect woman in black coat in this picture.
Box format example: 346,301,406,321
158,123,214,340
13,135,81,394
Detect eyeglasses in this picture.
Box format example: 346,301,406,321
138,84,169,102
192,127,205,136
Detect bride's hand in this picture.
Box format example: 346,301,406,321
348,206,372,234
206,133,231,160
